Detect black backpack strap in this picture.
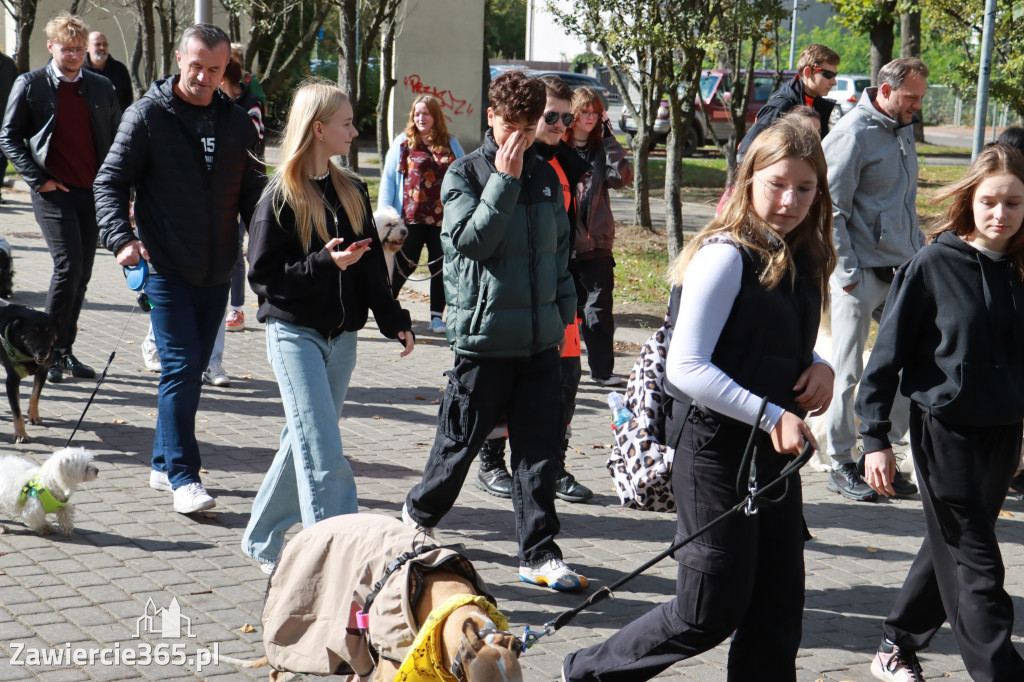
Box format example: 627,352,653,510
663,285,691,450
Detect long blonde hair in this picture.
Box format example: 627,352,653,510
669,117,836,304
403,95,452,153
263,80,367,253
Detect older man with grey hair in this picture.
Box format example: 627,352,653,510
821,57,929,503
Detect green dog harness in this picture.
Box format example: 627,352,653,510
20,476,67,513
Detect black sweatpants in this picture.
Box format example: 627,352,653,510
405,349,564,564
564,405,805,681
883,405,1024,681
578,255,616,380
390,222,444,316
31,186,100,355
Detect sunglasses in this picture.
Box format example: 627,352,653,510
543,111,575,127
813,67,838,80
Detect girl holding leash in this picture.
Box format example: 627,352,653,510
242,81,415,572
562,117,836,681
379,95,464,333
859,144,1024,681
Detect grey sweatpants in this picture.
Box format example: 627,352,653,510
823,268,911,466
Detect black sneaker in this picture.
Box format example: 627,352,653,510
1009,473,1024,498
476,465,512,498
63,353,96,379
857,456,918,498
827,462,878,502
870,638,925,681
47,362,63,383
555,472,593,503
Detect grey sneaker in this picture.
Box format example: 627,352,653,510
203,363,230,387
827,462,879,502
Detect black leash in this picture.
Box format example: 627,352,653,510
522,399,816,649
63,304,138,447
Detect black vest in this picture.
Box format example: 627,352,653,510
709,244,821,420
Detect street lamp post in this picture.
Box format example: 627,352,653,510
788,0,799,70
971,0,997,160
195,0,212,25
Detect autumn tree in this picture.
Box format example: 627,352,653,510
824,0,899,83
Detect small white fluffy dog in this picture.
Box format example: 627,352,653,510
373,206,408,284
0,447,98,536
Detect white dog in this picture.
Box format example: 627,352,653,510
0,447,98,536
373,206,408,285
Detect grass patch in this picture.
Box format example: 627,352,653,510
645,157,728,191
917,144,971,156
915,164,962,218
612,223,672,309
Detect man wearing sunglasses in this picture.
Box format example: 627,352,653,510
738,43,840,157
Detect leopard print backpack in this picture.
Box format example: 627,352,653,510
606,287,686,513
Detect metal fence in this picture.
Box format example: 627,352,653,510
924,85,1023,128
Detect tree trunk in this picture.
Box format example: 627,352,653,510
376,2,400,171
901,4,925,142
141,0,156,86
632,130,653,229
665,92,686,258
338,0,359,170
13,0,39,73
869,18,895,85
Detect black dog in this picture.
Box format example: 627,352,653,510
0,303,57,442
0,237,13,300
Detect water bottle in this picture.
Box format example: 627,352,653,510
607,392,631,429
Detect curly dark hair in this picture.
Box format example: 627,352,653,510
488,72,546,123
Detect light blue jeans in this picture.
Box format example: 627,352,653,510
241,319,359,564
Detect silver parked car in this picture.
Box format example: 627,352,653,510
831,74,871,116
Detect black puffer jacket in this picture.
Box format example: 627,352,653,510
0,65,120,191
737,76,836,157
95,76,265,287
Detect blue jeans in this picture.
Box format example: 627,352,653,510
146,274,229,489
241,319,359,564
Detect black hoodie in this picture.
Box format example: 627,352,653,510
857,231,1024,452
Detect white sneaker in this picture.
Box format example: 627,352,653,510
401,502,435,538
203,363,230,387
149,469,172,491
259,562,276,576
519,558,588,591
173,482,216,514
141,337,161,372
596,374,626,387
871,641,926,681
429,317,446,333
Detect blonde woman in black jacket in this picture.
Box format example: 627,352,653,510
241,81,414,573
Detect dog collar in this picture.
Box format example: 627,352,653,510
20,476,67,513
0,329,32,378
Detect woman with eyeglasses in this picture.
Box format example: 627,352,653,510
562,117,836,682
562,86,633,386
379,95,464,334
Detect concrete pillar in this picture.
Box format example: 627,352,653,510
389,0,485,151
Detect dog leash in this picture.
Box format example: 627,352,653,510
63,302,139,448
519,399,816,651
397,251,444,281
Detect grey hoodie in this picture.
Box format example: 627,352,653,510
822,87,924,288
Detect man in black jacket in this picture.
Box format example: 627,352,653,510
737,43,840,157
85,31,134,113
0,12,120,382
95,23,265,516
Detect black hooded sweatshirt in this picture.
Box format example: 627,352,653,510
857,231,1024,453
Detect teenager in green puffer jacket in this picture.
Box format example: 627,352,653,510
403,71,588,592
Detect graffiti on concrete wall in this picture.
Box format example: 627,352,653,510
403,74,474,120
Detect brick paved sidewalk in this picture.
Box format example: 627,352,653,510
1,180,1022,682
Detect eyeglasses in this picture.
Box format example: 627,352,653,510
755,176,821,206
543,111,575,127
813,67,838,80
57,46,87,56
91,42,109,47
578,110,600,118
